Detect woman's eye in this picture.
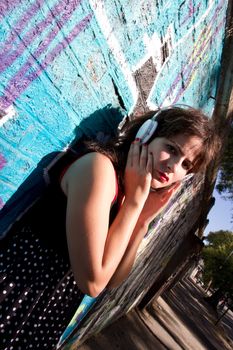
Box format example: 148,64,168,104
182,161,191,171
166,144,176,154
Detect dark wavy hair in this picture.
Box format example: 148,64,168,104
84,106,221,192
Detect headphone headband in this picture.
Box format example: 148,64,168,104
135,108,164,144
119,104,194,143
136,104,193,143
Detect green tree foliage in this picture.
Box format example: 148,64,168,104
202,230,233,298
216,125,233,201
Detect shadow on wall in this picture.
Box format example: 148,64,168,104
0,105,125,238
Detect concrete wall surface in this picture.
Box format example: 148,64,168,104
0,0,228,348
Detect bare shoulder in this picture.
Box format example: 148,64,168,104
61,152,116,197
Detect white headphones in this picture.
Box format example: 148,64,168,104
120,104,190,144
135,109,162,144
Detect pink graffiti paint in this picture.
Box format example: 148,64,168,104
0,0,46,72
162,0,225,104
0,12,93,109
181,0,201,26
0,0,82,74
0,0,23,19
172,19,225,104
0,197,4,210
0,153,7,170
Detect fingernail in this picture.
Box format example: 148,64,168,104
135,138,140,141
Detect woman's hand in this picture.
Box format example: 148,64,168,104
137,182,181,228
107,183,181,289
124,139,153,207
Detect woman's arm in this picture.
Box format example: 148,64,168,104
64,142,152,297
106,219,148,289
107,184,181,289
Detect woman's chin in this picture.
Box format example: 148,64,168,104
150,179,169,190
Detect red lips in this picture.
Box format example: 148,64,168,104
157,171,169,182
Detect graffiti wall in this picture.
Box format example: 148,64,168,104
0,0,227,216
0,0,228,347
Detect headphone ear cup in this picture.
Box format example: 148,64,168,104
135,120,158,143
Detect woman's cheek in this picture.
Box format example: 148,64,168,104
177,170,187,181
159,151,170,162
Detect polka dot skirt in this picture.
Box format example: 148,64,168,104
0,226,84,349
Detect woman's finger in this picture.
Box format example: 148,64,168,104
131,138,140,167
146,151,153,174
139,144,148,169
126,141,135,167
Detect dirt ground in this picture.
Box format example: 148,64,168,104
78,278,233,350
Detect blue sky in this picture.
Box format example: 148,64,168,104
204,188,233,235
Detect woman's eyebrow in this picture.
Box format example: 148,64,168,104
170,140,183,155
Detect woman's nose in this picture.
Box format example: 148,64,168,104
167,161,174,172
167,158,181,172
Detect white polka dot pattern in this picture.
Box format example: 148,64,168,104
0,226,84,349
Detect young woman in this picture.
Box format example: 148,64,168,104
0,106,220,349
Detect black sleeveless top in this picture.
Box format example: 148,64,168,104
23,148,121,261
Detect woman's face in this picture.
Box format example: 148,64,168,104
148,133,203,189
